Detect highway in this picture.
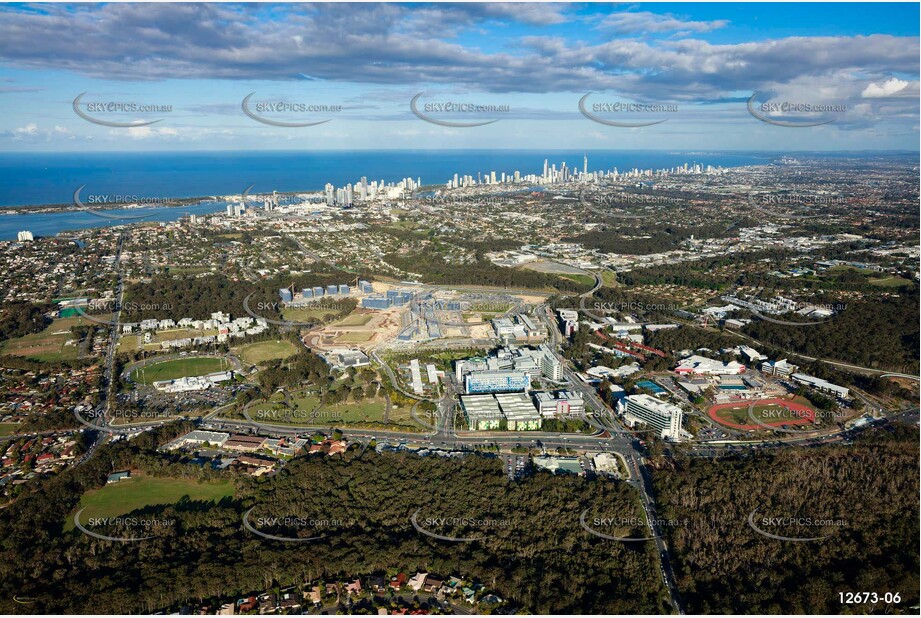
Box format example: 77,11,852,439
78,232,130,461
538,301,684,613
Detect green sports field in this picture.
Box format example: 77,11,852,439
131,356,228,384
0,316,87,362
236,340,299,365
66,475,233,531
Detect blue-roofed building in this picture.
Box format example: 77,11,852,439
359,280,373,293
279,288,293,302
391,291,414,307
301,288,314,299
338,284,350,295
107,470,130,483
313,286,324,297
327,284,338,295
362,296,392,309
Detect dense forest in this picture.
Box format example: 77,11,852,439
0,423,669,615
119,270,363,322
0,301,52,342
617,249,796,289
566,222,742,256
653,424,919,614
383,253,591,293
743,294,920,374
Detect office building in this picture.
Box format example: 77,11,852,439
557,309,579,337
16,231,33,242
534,390,584,418
618,394,683,440
761,358,799,377
362,295,392,309
791,373,850,399
540,349,563,381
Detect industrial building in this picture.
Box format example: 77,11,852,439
618,394,684,440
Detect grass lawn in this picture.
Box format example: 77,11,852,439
335,331,374,343
288,393,322,410
600,269,619,287
869,276,913,287
244,392,409,427
714,406,746,425
0,423,21,437
749,404,808,422
131,356,228,384
0,316,86,361
236,340,299,365
316,398,390,424
335,313,374,327
558,273,596,287
66,475,233,531
117,337,139,353
282,307,341,323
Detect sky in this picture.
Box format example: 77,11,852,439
0,2,917,152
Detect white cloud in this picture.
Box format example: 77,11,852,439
599,11,729,35
862,77,909,98
13,123,38,136
120,126,180,140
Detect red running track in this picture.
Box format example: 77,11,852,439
708,397,815,430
